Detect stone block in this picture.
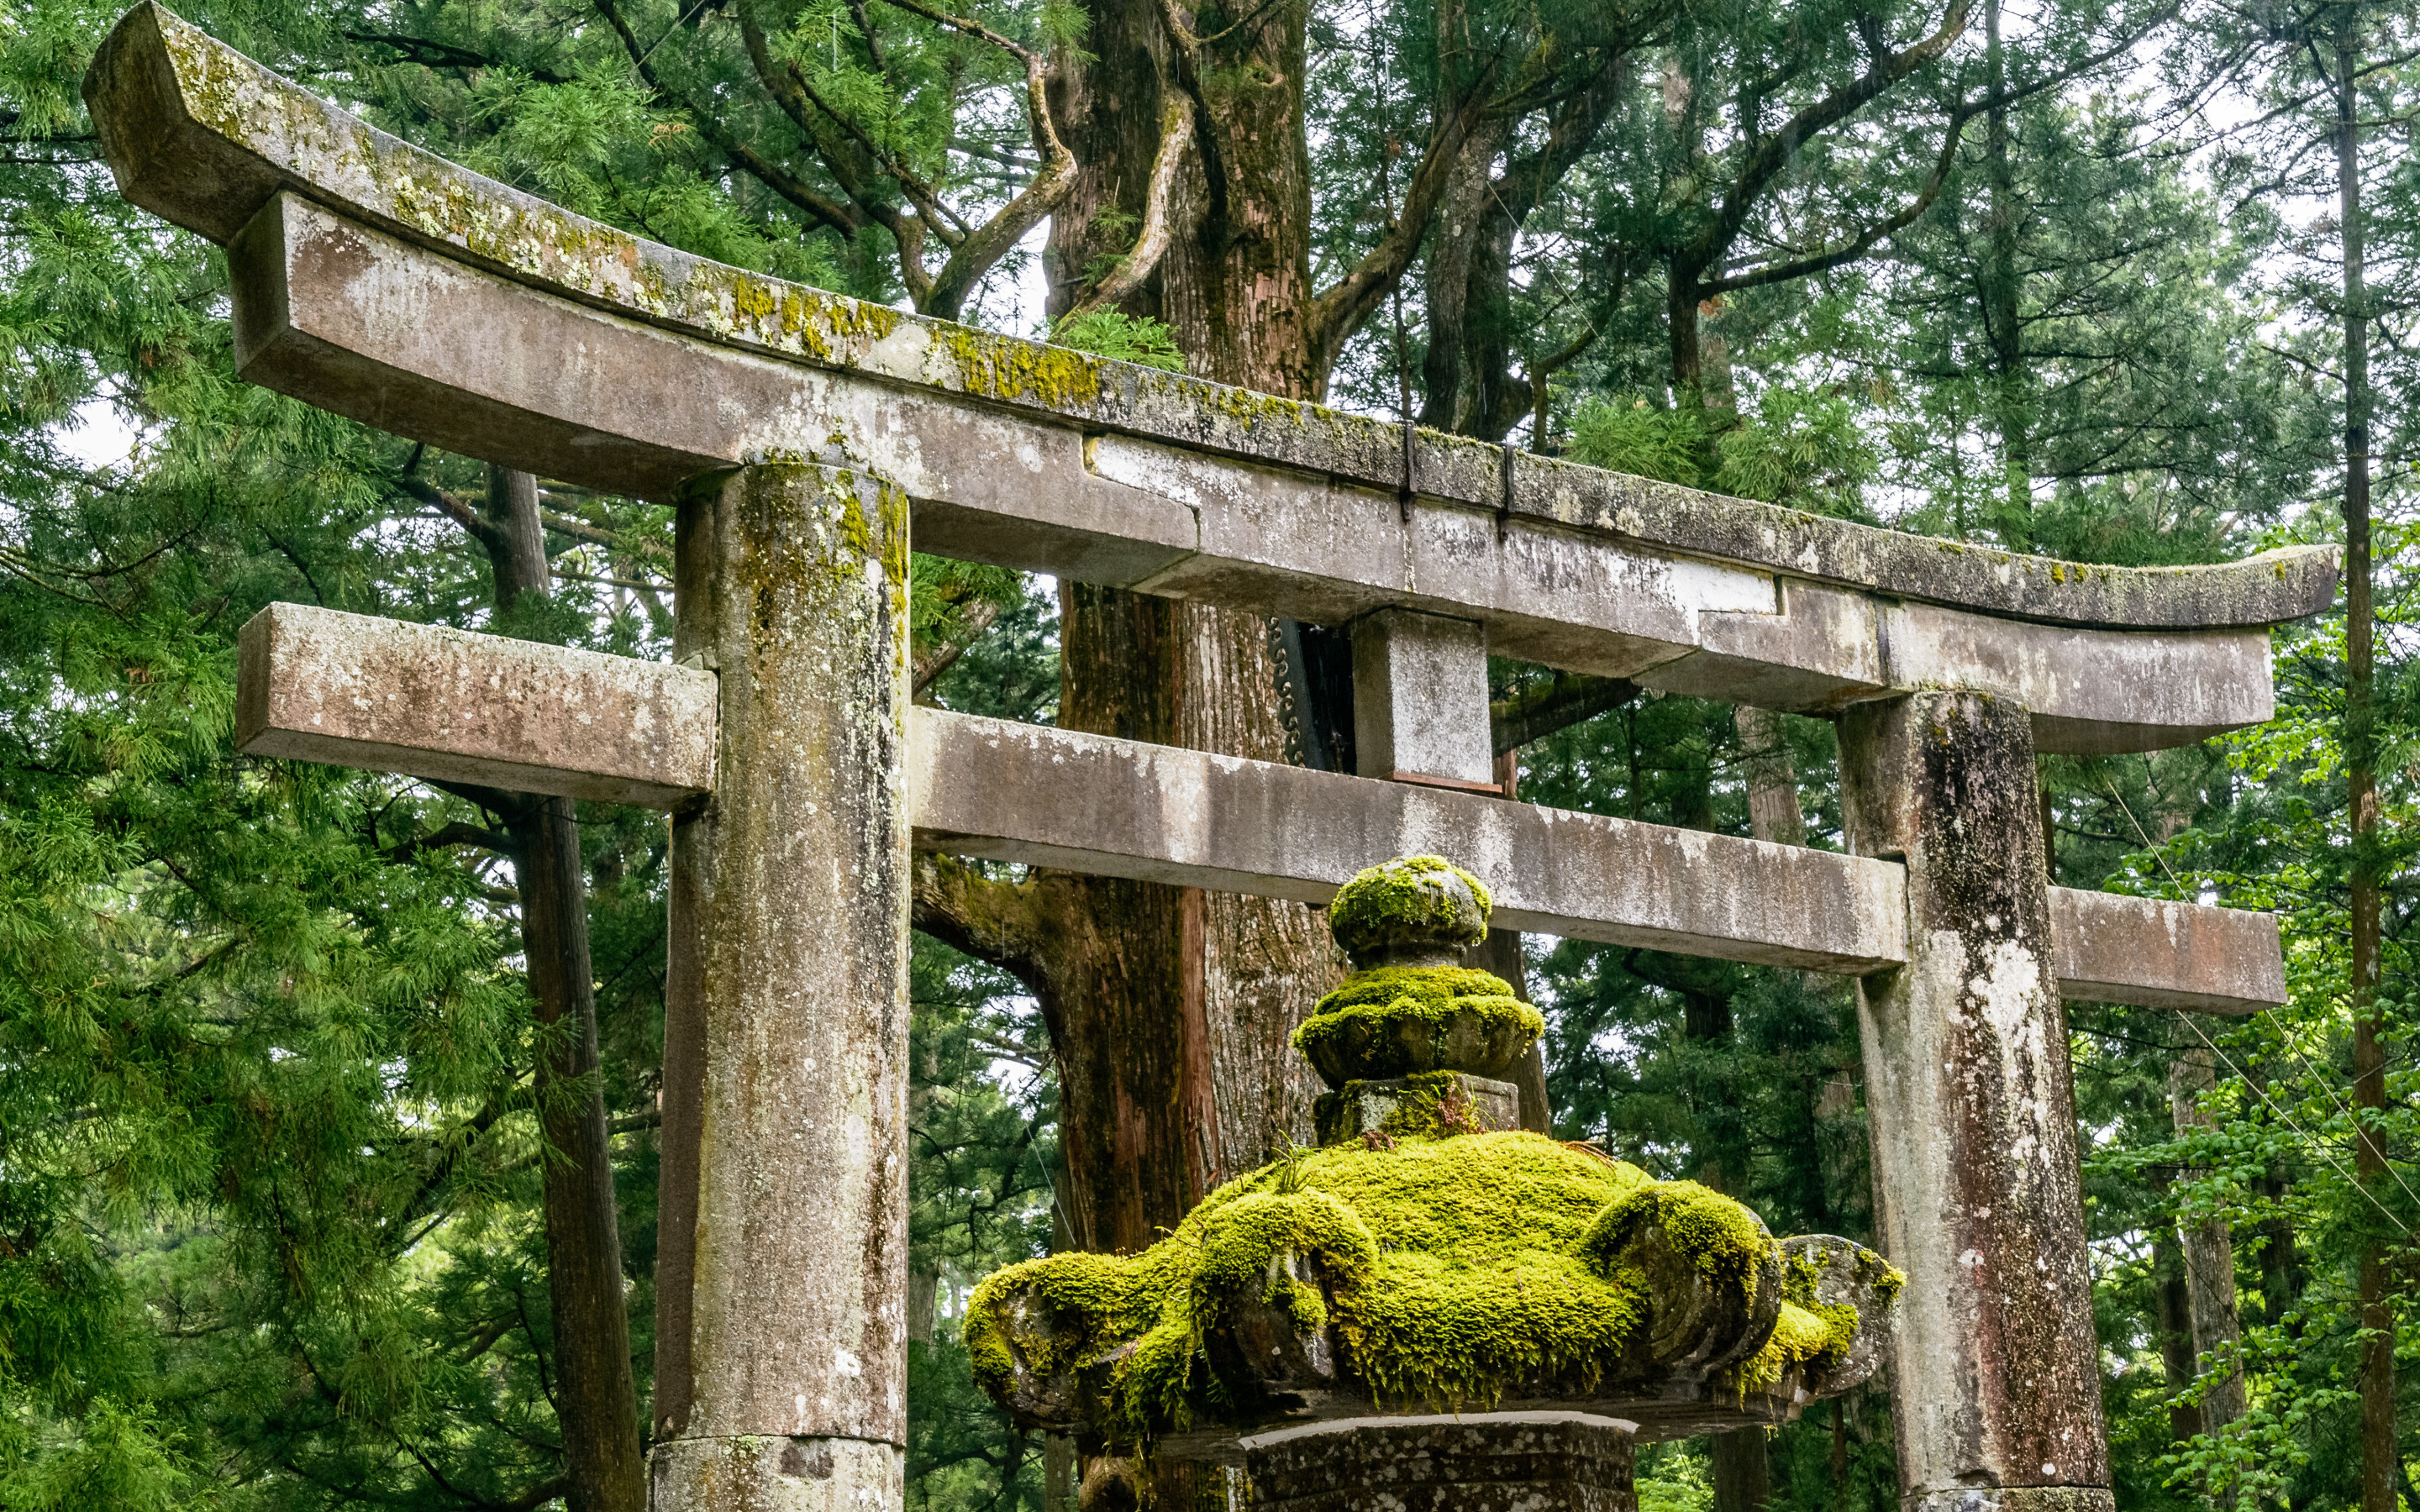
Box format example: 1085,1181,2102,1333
1312,1074,1521,1146
87,2,2338,637
2050,887,2284,1014
1244,1414,1638,1512
1350,608,1494,787
236,601,715,807
909,709,1910,974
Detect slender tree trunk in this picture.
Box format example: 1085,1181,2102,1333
483,465,645,1512
1981,0,2030,545
2169,1032,2244,1431
2154,1227,2205,1442
2335,21,2394,1512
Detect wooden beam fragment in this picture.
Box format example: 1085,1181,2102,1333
237,601,717,807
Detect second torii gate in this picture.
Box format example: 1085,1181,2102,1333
88,6,2330,1510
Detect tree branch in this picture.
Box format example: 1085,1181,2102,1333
873,0,1084,318
911,853,1050,986
913,598,1004,696
1703,100,1974,294
592,0,863,238
1071,94,1194,314
1305,66,1502,381
1491,672,1638,753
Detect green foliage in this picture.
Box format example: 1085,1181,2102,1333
1566,386,1876,518
1045,311,1186,373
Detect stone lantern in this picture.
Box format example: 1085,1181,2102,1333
967,856,1900,1511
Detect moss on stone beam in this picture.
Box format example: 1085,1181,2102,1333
88,3,2338,633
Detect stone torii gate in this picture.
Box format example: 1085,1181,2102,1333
86,6,2332,1510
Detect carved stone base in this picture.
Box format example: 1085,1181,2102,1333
1243,1413,1637,1511
1312,1074,1521,1146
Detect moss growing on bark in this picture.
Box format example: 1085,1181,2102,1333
965,1131,1839,1443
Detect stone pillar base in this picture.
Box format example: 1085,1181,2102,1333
1244,1413,1637,1512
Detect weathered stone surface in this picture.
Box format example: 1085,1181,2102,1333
234,601,714,807
655,465,910,1509
87,2,2337,634
1877,603,2274,755
2050,887,2284,1014
230,606,2287,1018
1244,1414,1639,1512
1312,1074,1522,1145
911,708,1908,973
912,709,2285,1011
1841,694,2111,1512
211,187,2290,753
1351,608,1494,786
229,192,1197,583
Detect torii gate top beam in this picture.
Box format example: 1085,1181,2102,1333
87,3,2337,756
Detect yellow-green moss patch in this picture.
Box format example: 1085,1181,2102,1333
971,1132,1784,1441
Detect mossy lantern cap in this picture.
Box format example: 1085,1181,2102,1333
1328,855,1492,969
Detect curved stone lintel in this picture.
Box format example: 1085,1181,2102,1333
89,3,2336,636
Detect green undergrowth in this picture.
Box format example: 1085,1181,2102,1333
967,1131,1853,1444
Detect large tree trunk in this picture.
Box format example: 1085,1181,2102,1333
2334,23,2394,1512
481,466,646,1512
923,15,1343,1504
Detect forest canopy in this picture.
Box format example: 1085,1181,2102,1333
0,0,2412,1508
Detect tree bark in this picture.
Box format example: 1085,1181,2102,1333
2153,1226,2205,1442
2334,20,2393,1512
481,465,645,1512
1981,0,2031,545
1735,706,1805,848
2168,1032,2244,1431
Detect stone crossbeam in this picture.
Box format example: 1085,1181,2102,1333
237,601,716,806
87,6,2338,756
231,602,2285,1013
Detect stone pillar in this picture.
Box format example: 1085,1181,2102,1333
1245,1415,1636,1511
1839,693,2110,1512
1350,608,1493,787
655,464,913,1509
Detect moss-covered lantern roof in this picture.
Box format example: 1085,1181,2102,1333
964,855,1902,1457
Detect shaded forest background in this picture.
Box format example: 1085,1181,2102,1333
0,0,2414,1507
